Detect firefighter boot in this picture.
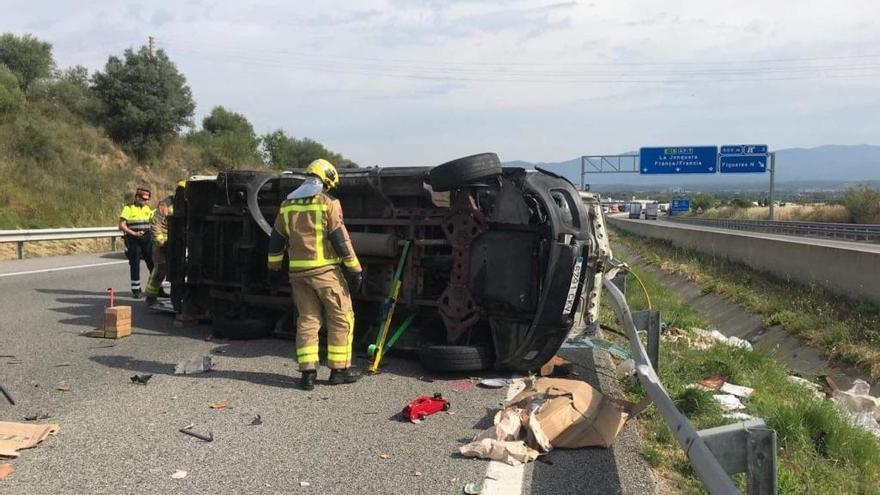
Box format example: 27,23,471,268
328,368,362,385
299,370,317,391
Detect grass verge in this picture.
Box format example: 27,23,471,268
605,243,880,494
610,227,880,377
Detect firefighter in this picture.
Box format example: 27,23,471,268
267,159,363,391
118,187,154,298
144,196,173,306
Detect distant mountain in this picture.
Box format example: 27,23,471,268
504,145,880,189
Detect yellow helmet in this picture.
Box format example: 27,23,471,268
305,158,339,189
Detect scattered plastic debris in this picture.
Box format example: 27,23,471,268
831,379,880,438
249,415,263,426
55,385,70,392
786,376,825,400
299,481,311,487
54,363,72,368
697,375,726,391
174,356,214,375
401,393,450,422
713,394,746,411
23,413,50,422
562,336,631,360
719,382,754,399
463,481,483,494
379,454,390,459
478,378,506,389
0,421,59,457
208,402,230,410
723,412,755,421
171,470,187,480
130,374,153,385
0,463,12,480
690,329,753,350
414,471,422,477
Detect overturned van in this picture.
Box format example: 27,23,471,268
167,153,606,372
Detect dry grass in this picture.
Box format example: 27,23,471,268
700,204,851,223
0,238,122,261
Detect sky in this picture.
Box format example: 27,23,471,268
4,0,880,166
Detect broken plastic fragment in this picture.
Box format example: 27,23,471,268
171,470,187,479
130,374,153,385
300,481,311,487
208,402,229,410
174,356,214,375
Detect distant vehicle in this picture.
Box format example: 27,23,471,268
628,203,642,219
645,203,659,220
659,203,669,213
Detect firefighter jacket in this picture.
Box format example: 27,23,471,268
267,192,361,274
151,207,171,247
119,203,154,235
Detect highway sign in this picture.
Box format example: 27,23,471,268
671,199,690,212
719,144,768,173
639,146,718,174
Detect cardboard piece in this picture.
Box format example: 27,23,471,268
507,377,634,449
0,422,60,458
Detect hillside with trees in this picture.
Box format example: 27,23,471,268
0,32,353,229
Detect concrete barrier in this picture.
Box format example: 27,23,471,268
608,216,880,304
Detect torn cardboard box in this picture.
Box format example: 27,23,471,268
0,422,60,458
459,378,636,464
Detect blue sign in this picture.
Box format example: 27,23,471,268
671,198,690,212
719,144,768,173
639,146,718,174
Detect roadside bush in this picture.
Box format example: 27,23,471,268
0,64,24,119
842,186,880,224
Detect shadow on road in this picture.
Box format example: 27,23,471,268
89,354,297,388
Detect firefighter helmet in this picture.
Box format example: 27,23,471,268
305,159,339,190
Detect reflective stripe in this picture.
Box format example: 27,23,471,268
280,203,329,214
289,257,340,269
280,200,342,270
298,354,319,364
297,345,319,357
343,258,361,270
267,253,283,262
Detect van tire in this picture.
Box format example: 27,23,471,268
428,153,502,192
417,345,492,372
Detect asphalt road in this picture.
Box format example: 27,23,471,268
0,252,654,494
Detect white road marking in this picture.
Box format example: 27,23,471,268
0,260,127,278
482,378,527,495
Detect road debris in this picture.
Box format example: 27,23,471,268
831,379,880,438
54,363,72,367
460,378,635,464
562,336,631,360
694,376,754,398
179,424,214,442
401,393,450,422
713,394,746,411
23,413,50,421
723,412,756,421
689,328,752,350
539,355,573,377
249,415,263,426
463,481,482,494
171,470,188,479
786,375,825,400
174,356,214,375
299,481,311,487
477,378,506,389
379,453,390,459
0,463,12,480
697,375,726,391
208,402,230,410
55,385,70,392
130,374,153,385
0,421,59,457
0,383,14,405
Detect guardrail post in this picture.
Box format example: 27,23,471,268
17,241,24,259
698,419,778,495
633,309,661,371
111,237,117,251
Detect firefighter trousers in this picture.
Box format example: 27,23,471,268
124,235,154,293
290,266,355,371
145,246,167,298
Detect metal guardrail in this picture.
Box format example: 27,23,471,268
0,227,121,259
603,275,777,494
667,216,880,242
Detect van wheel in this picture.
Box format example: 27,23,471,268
428,153,502,192
212,318,272,340
417,345,492,372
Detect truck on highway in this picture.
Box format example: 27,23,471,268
628,202,642,219
645,202,659,220
167,153,607,373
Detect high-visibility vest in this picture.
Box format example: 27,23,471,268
120,204,154,234
269,193,360,272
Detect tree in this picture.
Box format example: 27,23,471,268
260,129,355,169
188,106,260,169
0,64,25,118
730,197,752,208
92,47,195,160
39,65,100,122
691,192,717,213
0,33,54,93
842,186,880,224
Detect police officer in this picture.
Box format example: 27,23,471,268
144,196,173,306
267,159,363,391
118,187,154,298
